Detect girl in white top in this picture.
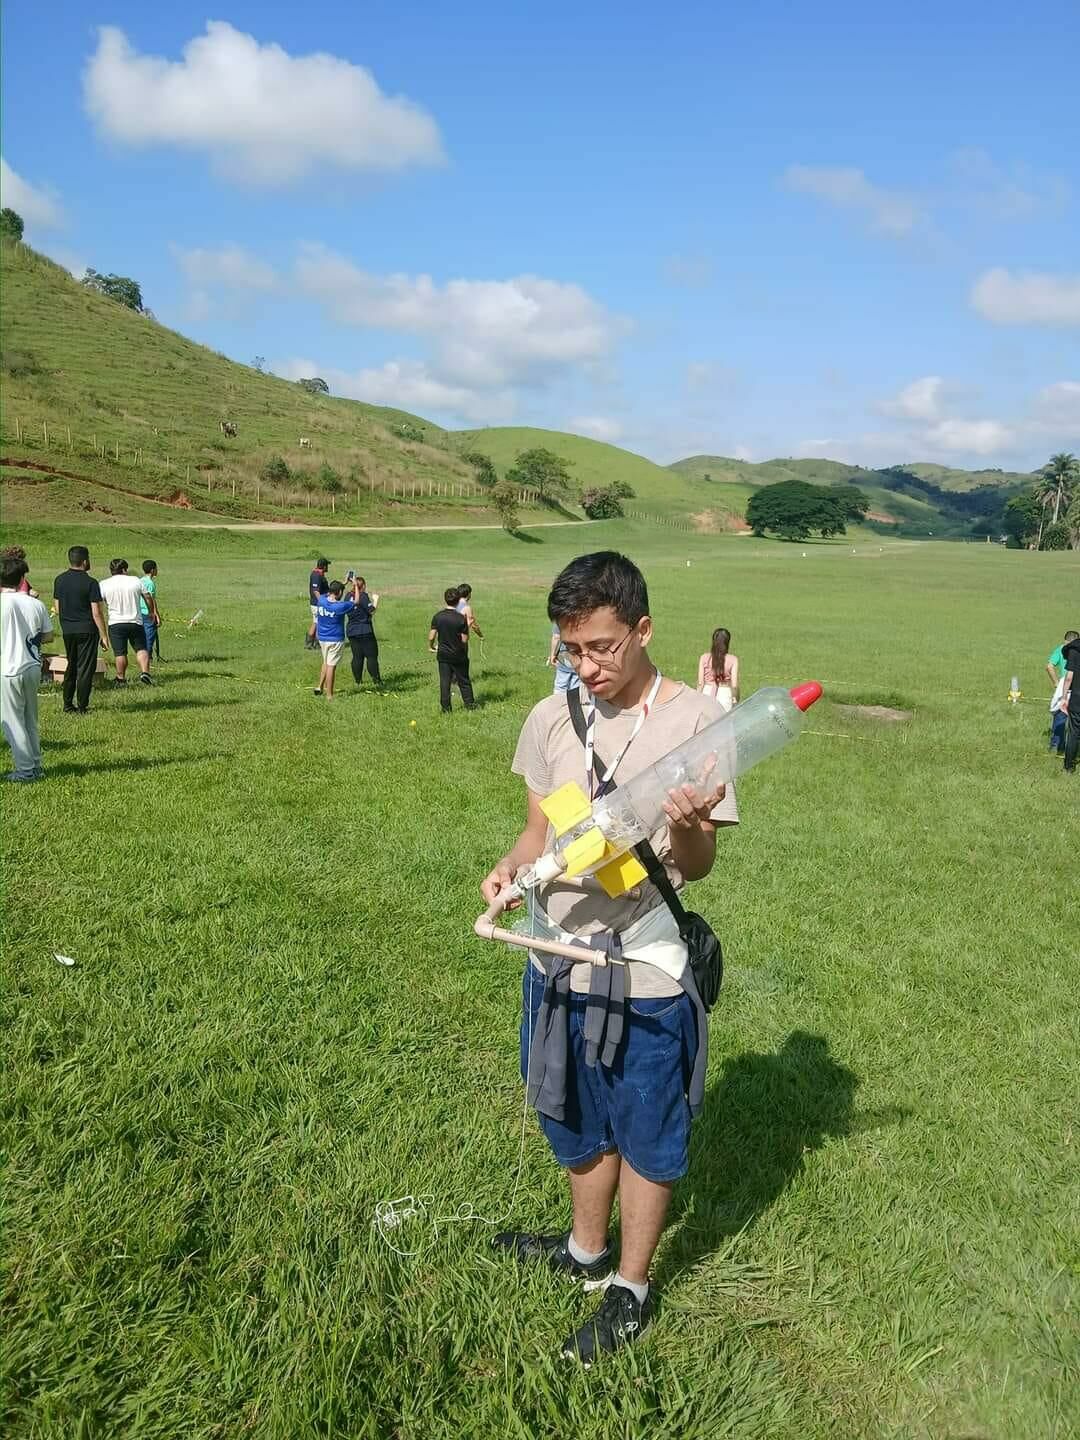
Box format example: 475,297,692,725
697,627,740,713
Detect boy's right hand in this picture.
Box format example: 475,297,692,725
481,860,520,908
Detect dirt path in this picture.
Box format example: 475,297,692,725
176,518,593,533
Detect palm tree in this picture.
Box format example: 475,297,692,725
1066,489,1080,550
1041,452,1079,527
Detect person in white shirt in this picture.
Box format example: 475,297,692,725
99,558,158,685
1,554,53,781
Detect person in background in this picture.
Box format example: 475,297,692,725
52,545,109,715
100,559,158,686
313,579,359,700
1061,634,1080,775
1046,630,1078,753
430,587,475,712
346,576,382,688
139,560,161,665
1,554,53,781
456,583,484,644
306,558,330,650
0,545,39,598
697,626,740,712
548,620,580,693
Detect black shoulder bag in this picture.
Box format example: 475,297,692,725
566,688,723,1009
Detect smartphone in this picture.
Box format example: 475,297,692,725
345,568,356,582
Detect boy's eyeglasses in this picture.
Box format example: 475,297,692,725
557,627,636,669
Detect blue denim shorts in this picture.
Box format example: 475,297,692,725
521,964,698,1183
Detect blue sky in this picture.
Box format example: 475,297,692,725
3,0,1078,469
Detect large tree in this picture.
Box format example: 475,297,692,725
1002,491,1040,548
1040,452,1079,528
746,480,850,540
0,208,24,242
81,269,144,312
505,447,574,501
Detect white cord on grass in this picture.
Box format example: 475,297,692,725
372,962,537,1258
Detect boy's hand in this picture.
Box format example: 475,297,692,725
663,782,726,829
481,860,521,909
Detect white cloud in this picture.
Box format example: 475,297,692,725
881,376,950,422
970,268,1080,328
948,148,1070,222
174,244,279,291
84,22,444,186
0,156,64,229
274,357,514,424
1033,381,1080,428
782,165,924,236
920,418,1016,455
568,415,624,443
295,246,622,389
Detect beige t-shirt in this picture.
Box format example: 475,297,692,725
511,680,737,996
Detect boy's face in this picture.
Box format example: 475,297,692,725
556,605,652,701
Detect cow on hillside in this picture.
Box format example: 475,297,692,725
298,437,311,448
220,420,238,438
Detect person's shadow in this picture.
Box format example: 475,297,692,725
658,1031,887,1286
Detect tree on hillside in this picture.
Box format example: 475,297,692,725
833,485,870,521
319,463,344,514
260,455,290,486
746,480,849,540
580,485,625,519
491,480,520,533
461,449,498,487
298,377,329,395
0,208,24,242
1039,452,1078,529
296,470,317,508
506,447,574,502
81,269,144,312
1002,491,1040,548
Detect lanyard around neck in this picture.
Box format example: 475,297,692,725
584,669,663,799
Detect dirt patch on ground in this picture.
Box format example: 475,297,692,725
836,703,912,723
692,509,751,534
866,510,898,524
161,490,194,509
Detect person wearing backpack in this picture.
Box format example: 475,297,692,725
481,551,737,1365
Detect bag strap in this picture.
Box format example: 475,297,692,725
565,688,691,935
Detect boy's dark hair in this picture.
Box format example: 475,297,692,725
547,551,649,627
109,558,129,575
444,587,460,606
317,557,330,569
327,580,344,597
68,545,90,567
1066,630,1079,643
142,560,157,574
1,557,28,588
457,583,472,600
0,545,27,564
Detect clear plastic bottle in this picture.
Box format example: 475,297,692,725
517,682,821,889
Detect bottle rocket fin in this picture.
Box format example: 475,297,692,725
539,781,592,835
594,851,649,898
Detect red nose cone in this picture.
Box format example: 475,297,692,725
790,681,823,712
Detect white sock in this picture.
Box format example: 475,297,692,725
612,1272,649,1305
567,1233,608,1264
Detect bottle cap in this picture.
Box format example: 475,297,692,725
789,681,823,712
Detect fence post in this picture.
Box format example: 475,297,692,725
14,418,20,442
114,441,119,461
43,421,49,447
67,425,72,450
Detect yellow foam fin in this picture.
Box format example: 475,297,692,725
562,827,610,878
595,852,649,898
540,781,592,835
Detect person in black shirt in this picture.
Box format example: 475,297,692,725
1062,637,1080,774
345,576,381,686
52,545,109,714
305,558,330,649
429,587,475,713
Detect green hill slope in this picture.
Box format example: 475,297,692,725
0,242,501,527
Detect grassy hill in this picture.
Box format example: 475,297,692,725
671,454,1036,537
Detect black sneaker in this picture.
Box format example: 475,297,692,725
313,688,323,696
138,673,153,686
63,706,77,714
561,1282,655,1366
112,677,127,687
490,1229,612,1280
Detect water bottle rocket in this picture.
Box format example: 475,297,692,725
1008,675,1022,704
474,681,822,954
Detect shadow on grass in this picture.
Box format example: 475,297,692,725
511,529,544,544
157,669,239,681
119,696,241,712
470,685,514,707
659,1031,891,1286
45,752,228,779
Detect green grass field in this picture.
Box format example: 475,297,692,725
2,521,1078,1439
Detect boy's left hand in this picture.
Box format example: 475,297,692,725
663,782,725,829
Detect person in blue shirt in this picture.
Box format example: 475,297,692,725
313,580,359,700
